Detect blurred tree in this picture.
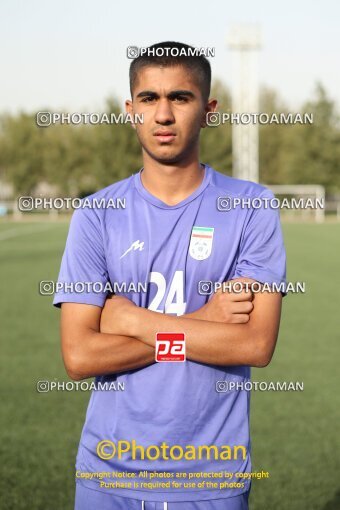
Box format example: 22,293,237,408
283,83,340,192
259,86,291,184
43,122,95,195
91,98,142,189
0,84,339,196
259,83,340,190
0,113,47,195
200,79,232,174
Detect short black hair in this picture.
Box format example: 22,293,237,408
129,41,211,101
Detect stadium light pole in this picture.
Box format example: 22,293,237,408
228,25,261,183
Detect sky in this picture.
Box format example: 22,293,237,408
0,0,339,114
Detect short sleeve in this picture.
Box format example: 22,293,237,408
232,190,287,293
53,208,109,308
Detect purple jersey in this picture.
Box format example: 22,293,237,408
54,165,286,502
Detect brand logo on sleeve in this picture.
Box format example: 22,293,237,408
189,226,214,260
155,333,186,362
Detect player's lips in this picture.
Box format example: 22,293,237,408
153,130,176,143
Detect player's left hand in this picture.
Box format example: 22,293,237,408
190,277,255,324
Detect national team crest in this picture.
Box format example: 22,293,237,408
189,226,214,261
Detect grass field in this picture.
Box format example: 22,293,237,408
0,221,339,510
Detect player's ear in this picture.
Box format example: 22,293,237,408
201,98,218,128
125,99,136,130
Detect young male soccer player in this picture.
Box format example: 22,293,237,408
54,41,286,510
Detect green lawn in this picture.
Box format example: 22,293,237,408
0,221,339,510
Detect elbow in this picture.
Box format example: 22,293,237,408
62,346,89,381
252,337,276,368
252,354,272,368
66,367,86,381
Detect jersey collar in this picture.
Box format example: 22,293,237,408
134,164,212,209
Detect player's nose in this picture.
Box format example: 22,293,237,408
154,98,175,124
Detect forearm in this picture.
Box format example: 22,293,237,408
126,307,272,367
66,311,205,380
64,331,155,380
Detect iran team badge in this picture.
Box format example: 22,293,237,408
189,226,214,261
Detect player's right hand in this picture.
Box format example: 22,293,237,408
195,277,255,324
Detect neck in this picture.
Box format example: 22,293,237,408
141,151,205,206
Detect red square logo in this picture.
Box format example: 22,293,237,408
155,333,186,362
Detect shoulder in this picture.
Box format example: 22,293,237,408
208,167,274,199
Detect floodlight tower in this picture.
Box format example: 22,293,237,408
228,25,261,182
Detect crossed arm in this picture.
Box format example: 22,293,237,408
60,277,282,381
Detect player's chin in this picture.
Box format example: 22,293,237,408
147,146,185,165
155,153,185,165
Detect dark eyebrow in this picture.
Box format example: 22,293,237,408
167,90,195,99
136,90,159,99
136,89,195,99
